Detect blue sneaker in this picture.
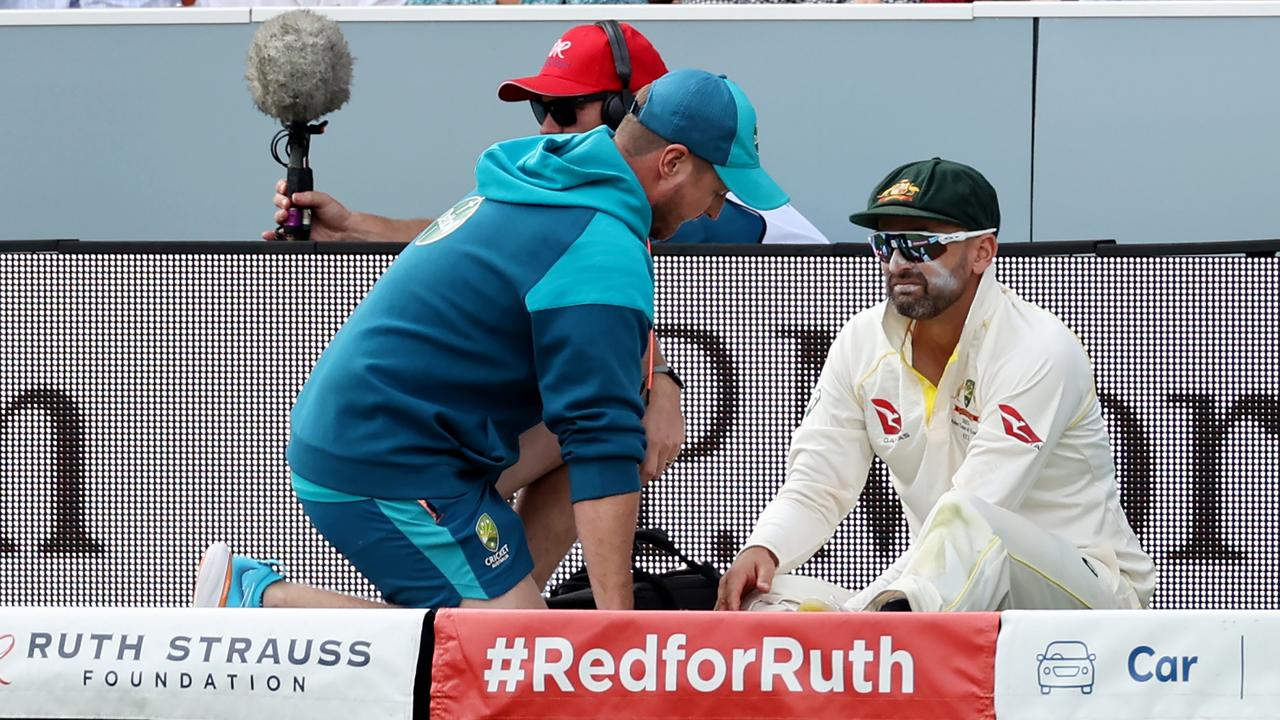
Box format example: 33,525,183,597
192,542,285,608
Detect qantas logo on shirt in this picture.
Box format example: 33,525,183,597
998,404,1043,445
870,399,904,435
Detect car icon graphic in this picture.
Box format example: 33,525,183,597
1037,640,1097,695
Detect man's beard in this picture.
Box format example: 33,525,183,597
887,265,963,320
648,199,683,241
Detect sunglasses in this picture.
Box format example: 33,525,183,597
529,93,608,128
867,228,997,263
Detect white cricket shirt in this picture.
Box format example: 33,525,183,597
744,264,1157,606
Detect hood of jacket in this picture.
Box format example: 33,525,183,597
474,126,652,242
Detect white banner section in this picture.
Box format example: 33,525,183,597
995,610,1280,719
0,608,426,720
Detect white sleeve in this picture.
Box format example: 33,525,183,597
743,327,874,573
758,203,830,245
949,334,1092,510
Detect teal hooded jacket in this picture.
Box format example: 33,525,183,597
287,126,653,503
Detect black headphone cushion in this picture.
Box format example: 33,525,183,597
602,89,633,131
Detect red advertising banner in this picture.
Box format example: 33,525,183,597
431,610,997,719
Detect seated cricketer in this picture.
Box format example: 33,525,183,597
716,159,1156,613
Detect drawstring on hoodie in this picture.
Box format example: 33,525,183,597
645,238,656,392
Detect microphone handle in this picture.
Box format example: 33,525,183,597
281,126,314,241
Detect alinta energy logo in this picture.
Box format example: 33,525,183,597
0,633,15,686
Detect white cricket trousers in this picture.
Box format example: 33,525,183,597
749,490,1143,612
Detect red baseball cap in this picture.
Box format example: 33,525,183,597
497,23,669,102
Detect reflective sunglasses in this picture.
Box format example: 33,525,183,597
529,93,607,128
867,228,997,263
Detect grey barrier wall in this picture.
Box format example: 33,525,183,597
0,242,1276,609
2,6,1279,244
1032,17,1280,246
0,13,1029,243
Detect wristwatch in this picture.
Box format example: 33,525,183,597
651,363,685,391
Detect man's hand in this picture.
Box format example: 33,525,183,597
264,179,352,241
640,372,685,483
715,545,779,611
574,491,640,610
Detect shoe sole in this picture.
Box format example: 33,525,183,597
193,542,233,608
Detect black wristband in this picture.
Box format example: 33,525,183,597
652,363,685,390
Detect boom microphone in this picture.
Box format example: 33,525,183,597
246,10,354,241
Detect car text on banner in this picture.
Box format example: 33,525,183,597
996,610,1280,719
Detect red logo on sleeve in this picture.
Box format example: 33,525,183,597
998,404,1043,445
871,399,904,435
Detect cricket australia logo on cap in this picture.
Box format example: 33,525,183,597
414,196,484,246
878,179,921,204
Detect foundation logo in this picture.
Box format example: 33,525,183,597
0,632,15,686
415,196,484,246
877,179,921,204
476,513,500,553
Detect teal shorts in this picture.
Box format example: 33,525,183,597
292,472,534,608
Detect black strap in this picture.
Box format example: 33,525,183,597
548,529,698,596
594,20,632,92
633,528,721,584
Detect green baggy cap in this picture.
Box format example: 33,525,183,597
849,158,1000,232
